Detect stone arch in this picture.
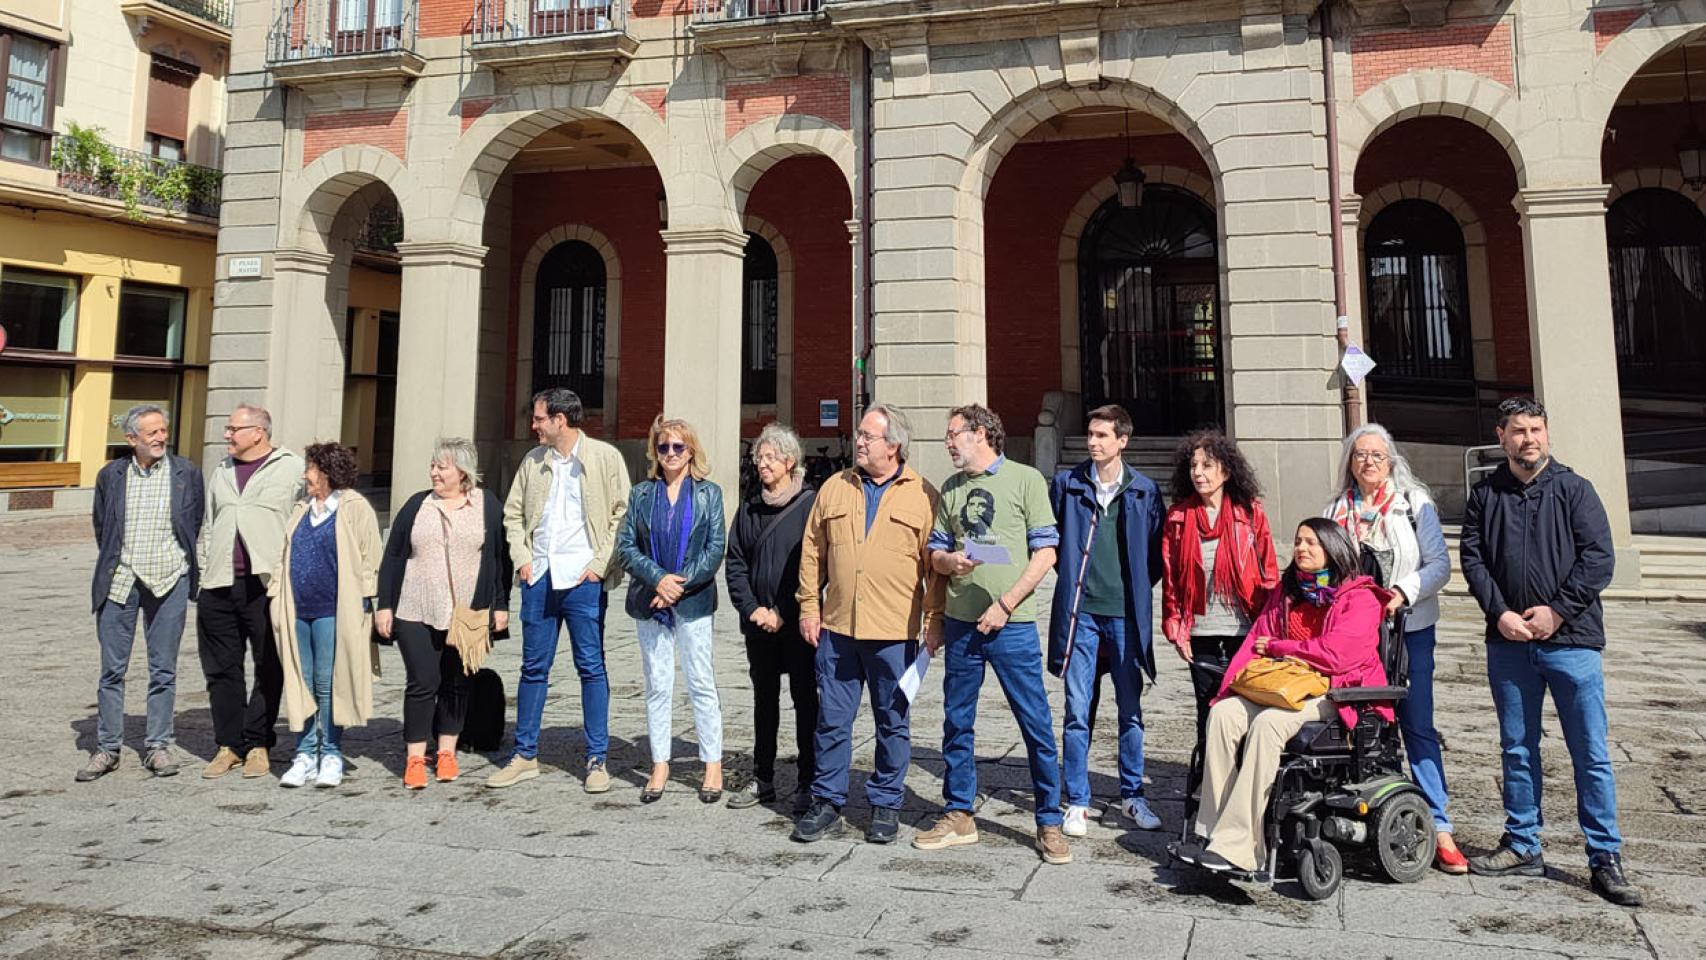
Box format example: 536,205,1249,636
1589,2,1706,140
725,115,856,217
1338,70,1528,191
740,214,795,425
1054,168,1218,415
514,224,624,437
282,144,422,254
445,87,676,244
1604,167,1706,223
1355,179,1496,383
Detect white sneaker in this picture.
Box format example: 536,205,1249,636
1062,805,1090,838
1121,797,1162,831
315,755,344,788
280,754,318,788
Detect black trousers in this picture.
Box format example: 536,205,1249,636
1185,634,1243,797
745,630,818,786
197,574,283,752
395,619,471,744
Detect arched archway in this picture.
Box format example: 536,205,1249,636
1362,199,1474,389
1606,188,1706,398
516,224,624,436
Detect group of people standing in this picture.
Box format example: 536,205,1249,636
79,391,1639,906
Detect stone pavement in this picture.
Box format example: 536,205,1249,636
2,513,1705,959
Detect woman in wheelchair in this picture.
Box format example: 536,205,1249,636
1176,517,1391,876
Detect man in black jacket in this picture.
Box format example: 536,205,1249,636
80,404,203,782
1459,397,1640,907
724,423,818,815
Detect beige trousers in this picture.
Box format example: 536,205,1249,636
1194,694,1335,871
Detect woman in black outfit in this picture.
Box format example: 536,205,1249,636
724,423,819,814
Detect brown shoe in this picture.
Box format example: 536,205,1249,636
912,811,979,851
203,747,242,779
1037,825,1072,865
242,747,271,778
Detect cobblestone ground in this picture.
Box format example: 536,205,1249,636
2,514,1704,959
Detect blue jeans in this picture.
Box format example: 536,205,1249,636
1397,625,1451,831
293,617,342,757
942,618,1063,827
1061,612,1145,806
95,578,189,753
811,630,913,809
1486,641,1622,859
516,577,609,761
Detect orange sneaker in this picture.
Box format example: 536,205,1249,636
404,755,428,790
436,750,460,782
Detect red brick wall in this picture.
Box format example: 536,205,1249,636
1354,116,1530,386
303,108,408,166
1593,8,1644,55
508,166,668,440
1351,21,1514,97
983,134,1211,438
745,155,854,440
419,0,476,37
726,77,849,139
460,98,496,133
633,86,668,121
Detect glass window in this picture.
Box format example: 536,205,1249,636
1,31,56,164
0,267,78,352
145,134,185,162
741,232,779,407
1362,199,1472,384
105,370,181,461
117,283,187,360
532,241,606,407
0,364,70,462
1607,188,1706,399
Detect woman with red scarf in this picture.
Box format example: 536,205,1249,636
1161,430,1279,757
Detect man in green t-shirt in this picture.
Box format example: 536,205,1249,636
911,404,1069,865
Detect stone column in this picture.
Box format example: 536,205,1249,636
392,240,488,519
661,227,745,515
1513,185,1640,583
267,249,341,455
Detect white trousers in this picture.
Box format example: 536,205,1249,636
636,615,722,764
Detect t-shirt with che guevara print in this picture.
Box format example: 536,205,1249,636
929,456,1059,623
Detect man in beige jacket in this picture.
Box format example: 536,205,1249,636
198,403,302,779
791,404,943,845
488,387,631,790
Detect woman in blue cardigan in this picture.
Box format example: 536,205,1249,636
617,416,727,805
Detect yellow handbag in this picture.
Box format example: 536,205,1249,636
1230,656,1329,711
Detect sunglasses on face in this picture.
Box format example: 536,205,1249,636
656,442,688,457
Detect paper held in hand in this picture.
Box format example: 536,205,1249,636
899,646,932,704
963,540,1012,566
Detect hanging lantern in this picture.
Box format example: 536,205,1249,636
1682,45,1706,191
1114,156,1146,209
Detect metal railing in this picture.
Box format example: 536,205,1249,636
691,0,822,22
268,0,418,63
153,0,234,28
473,0,624,43
51,130,222,219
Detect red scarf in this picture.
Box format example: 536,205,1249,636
1179,495,1244,616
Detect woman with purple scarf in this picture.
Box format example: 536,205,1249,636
616,416,728,804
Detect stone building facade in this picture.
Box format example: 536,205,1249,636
210,0,1706,578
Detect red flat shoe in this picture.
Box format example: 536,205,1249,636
1435,835,1469,875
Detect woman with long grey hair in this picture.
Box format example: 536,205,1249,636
1322,423,1458,872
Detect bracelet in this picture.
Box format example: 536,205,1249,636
996,596,1014,616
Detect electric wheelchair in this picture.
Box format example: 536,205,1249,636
1172,609,1435,900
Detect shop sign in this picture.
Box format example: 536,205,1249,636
0,367,71,450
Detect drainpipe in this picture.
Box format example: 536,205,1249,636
856,41,876,416
1320,0,1361,431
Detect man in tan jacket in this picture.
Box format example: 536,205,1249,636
488,387,631,791
792,403,943,845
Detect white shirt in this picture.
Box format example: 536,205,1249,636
1092,463,1130,511
309,491,341,527
532,437,596,589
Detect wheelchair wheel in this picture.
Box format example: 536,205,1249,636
1373,792,1435,884
1296,839,1342,900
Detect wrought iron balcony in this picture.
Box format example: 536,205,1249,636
469,0,636,79
266,0,424,82
51,127,222,220
121,0,233,43
155,0,234,27
691,0,823,23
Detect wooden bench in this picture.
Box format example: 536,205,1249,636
0,462,83,490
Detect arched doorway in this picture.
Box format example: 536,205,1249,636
1363,198,1474,399
1606,187,1706,399
1077,184,1221,436
532,239,608,407
741,231,779,407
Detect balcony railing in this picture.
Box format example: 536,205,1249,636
691,0,822,21
155,0,234,28
50,126,222,220
268,0,418,63
473,0,624,44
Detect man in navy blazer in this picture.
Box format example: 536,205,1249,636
80,404,203,782
1048,404,1164,836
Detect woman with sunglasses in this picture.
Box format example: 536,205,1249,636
616,417,728,804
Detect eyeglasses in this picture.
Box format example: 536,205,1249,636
854,430,886,445
943,426,975,443
1351,451,1389,464
223,424,260,436
752,452,784,466
656,442,688,457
